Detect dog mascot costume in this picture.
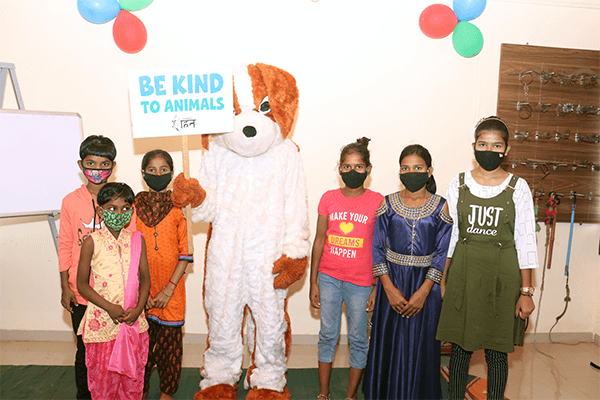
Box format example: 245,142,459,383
173,63,310,400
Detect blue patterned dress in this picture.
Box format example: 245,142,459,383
363,192,452,400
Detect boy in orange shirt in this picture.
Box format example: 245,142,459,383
59,135,119,399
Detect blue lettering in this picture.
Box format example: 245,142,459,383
188,99,199,111
154,76,166,96
201,98,209,110
139,76,153,96
174,99,184,112
164,100,173,112
216,97,224,110
150,101,160,113
187,75,193,94
140,101,150,113
195,75,208,93
172,75,186,95
210,73,223,93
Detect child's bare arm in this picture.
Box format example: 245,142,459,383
58,203,77,313
124,237,151,325
440,258,451,298
77,237,125,322
516,268,535,319
309,214,328,309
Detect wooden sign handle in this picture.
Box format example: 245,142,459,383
181,135,194,255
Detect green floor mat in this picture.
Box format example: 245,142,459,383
0,365,459,399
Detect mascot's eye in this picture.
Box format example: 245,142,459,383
259,96,270,114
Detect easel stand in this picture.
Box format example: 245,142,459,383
0,63,24,109
0,62,60,253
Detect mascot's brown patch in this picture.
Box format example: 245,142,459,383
193,383,238,400
245,386,291,400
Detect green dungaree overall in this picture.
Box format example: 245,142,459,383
437,173,522,353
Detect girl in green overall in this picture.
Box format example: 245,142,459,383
436,116,538,400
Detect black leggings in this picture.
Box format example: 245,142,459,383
448,343,508,400
143,320,183,395
71,303,91,399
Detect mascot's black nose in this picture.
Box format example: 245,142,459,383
243,126,257,138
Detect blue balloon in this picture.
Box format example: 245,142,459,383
453,0,487,21
77,0,120,24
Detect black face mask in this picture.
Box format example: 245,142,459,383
475,150,505,171
143,173,172,192
400,172,429,192
341,170,368,189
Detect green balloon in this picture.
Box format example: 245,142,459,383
119,0,153,11
452,21,483,57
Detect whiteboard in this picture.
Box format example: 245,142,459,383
0,110,84,217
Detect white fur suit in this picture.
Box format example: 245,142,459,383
191,64,310,395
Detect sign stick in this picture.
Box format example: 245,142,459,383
181,135,194,254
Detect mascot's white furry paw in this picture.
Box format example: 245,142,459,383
272,255,308,289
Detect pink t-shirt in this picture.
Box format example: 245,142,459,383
317,188,383,287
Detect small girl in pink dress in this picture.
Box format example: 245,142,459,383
77,182,151,400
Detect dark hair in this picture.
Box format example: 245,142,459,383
399,144,437,194
97,182,134,207
474,116,509,145
141,149,174,171
79,135,117,162
339,137,372,167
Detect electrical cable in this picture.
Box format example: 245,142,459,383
548,195,575,343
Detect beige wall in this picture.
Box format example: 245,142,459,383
1,1,599,341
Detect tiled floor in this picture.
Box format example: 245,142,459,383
1,340,598,399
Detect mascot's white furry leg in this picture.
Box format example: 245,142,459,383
196,235,246,399
244,288,288,391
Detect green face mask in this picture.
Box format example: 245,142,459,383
102,209,133,231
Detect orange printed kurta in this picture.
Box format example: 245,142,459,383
137,207,188,325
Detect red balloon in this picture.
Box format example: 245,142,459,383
112,10,147,54
419,4,459,39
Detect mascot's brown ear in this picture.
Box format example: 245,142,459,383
254,63,299,138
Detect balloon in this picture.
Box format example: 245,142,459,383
119,0,154,12
113,10,147,54
453,0,487,21
419,4,459,39
77,0,120,24
452,21,483,57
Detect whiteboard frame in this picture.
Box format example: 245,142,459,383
0,109,84,218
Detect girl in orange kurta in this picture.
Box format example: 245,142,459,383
135,150,192,400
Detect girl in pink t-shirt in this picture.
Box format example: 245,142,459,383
309,137,383,400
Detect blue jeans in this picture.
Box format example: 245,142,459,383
317,272,372,369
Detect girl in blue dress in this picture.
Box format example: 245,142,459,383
363,144,453,400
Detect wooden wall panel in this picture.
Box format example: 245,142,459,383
497,43,599,223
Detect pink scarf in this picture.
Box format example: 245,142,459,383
107,231,143,378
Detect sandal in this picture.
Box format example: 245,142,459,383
317,395,330,400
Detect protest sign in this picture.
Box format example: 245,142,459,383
128,67,233,138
